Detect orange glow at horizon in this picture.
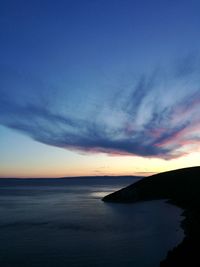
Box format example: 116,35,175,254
1,125,200,178
1,150,200,178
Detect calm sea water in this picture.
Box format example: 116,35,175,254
0,177,184,267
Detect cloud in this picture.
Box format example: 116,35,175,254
1,57,200,159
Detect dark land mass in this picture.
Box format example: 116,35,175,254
0,175,140,180
102,166,200,267
0,176,140,188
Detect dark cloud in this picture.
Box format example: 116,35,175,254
1,59,200,159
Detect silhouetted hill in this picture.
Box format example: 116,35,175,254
103,166,200,267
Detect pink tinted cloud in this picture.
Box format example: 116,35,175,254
155,123,200,149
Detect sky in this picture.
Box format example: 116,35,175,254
1,0,200,178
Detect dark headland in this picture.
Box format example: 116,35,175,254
102,166,200,267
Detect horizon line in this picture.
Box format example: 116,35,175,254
0,174,148,179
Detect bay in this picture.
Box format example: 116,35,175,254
0,177,184,267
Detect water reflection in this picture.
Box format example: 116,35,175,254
90,191,114,198
0,178,184,267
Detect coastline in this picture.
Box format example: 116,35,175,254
102,166,200,266
160,203,200,266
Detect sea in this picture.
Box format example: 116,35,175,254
0,177,184,267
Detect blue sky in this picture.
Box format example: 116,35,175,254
1,0,200,177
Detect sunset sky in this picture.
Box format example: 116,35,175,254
1,0,200,178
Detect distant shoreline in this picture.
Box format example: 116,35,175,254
0,175,142,180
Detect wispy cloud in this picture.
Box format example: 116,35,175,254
1,57,200,159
